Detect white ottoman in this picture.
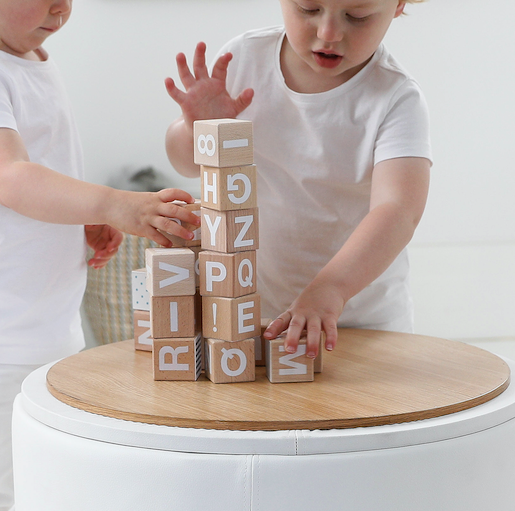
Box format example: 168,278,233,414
12,351,515,510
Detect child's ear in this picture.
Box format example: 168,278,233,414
394,2,406,17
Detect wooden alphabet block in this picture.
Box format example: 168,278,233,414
132,268,150,311
199,250,256,298
153,334,202,381
266,336,315,383
158,200,201,247
150,295,196,339
205,337,255,383
133,310,152,351
193,119,253,168
145,247,195,297
202,294,261,342
255,318,272,367
201,207,259,253
201,165,257,211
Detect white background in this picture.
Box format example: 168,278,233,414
45,0,515,340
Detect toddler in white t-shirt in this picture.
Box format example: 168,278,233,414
165,0,431,358
0,1,199,509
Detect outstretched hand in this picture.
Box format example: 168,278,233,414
165,41,254,128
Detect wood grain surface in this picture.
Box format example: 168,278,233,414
46,329,510,431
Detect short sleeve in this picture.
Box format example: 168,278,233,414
374,79,432,166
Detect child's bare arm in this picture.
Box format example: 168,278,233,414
165,42,254,177
0,128,200,247
265,157,431,357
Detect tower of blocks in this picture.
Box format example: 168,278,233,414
196,119,260,383
130,118,323,383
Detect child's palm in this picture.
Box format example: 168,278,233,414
165,42,253,124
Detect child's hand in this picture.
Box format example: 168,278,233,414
264,280,344,358
165,41,254,129
106,188,201,248
85,224,123,269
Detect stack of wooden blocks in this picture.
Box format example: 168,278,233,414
131,118,321,384
196,119,260,383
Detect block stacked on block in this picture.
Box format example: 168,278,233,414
196,119,260,383
146,246,202,381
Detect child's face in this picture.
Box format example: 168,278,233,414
278,0,405,93
0,0,72,59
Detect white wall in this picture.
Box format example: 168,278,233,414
47,0,515,339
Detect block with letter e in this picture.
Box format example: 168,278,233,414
199,250,256,298
205,337,255,384
201,207,258,253
194,118,253,168
145,247,195,297
201,165,257,211
266,336,315,383
202,294,261,342
153,334,202,381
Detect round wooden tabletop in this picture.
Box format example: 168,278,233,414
47,329,511,431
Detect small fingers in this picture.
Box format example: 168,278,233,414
211,52,233,82
305,320,322,359
263,311,291,340
322,320,338,352
283,315,306,354
192,41,209,80
175,52,196,89
164,77,186,104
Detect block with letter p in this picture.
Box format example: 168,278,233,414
202,294,261,342
145,247,195,297
201,165,257,211
201,207,258,253
199,250,256,298
194,119,253,168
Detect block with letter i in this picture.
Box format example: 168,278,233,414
194,118,253,168
196,118,259,383
146,247,196,339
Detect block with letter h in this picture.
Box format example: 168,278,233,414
196,118,259,383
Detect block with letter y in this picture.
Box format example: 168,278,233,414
201,207,258,253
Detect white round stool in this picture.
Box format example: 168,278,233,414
12,330,515,511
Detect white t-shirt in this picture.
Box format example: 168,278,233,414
0,50,87,364
217,27,432,332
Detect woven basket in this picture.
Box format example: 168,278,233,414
83,234,157,345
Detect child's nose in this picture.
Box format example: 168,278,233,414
50,0,72,15
317,16,344,43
